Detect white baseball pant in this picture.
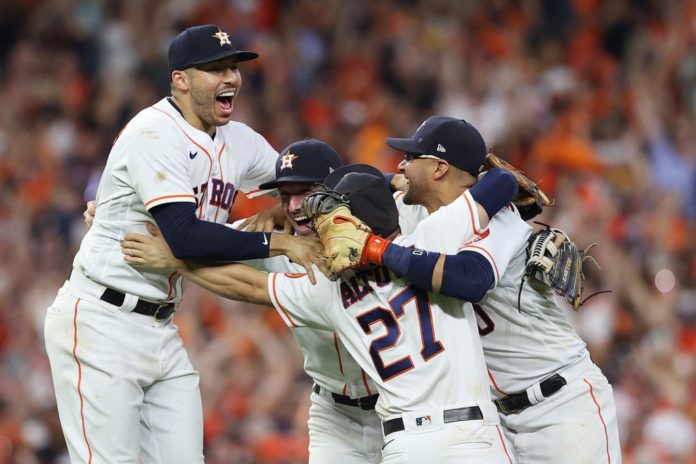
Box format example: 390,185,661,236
379,407,516,464
44,277,204,464
499,360,621,463
308,388,382,463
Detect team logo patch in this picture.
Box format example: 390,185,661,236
415,416,432,426
280,152,298,170
212,28,232,46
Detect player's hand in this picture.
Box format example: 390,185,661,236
269,234,329,284
236,204,293,233
84,201,96,228
121,223,183,270
314,207,374,273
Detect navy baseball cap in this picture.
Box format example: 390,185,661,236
258,139,343,190
386,116,487,176
168,25,259,75
324,163,384,189
333,173,399,238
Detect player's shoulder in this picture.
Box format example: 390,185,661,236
119,99,182,139
219,120,266,142
487,204,533,235
273,269,339,301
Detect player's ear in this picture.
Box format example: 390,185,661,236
432,160,450,180
171,70,190,92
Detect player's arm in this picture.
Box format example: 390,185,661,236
121,223,272,305
180,260,271,306
149,203,325,283
469,167,519,227
125,128,325,282
359,211,528,302
321,170,519,301
365,245,494,302
122,225,332,329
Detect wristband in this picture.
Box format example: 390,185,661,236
362,235,391,265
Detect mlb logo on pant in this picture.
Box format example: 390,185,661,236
415,416,432,426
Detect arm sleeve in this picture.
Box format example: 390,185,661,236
380,244,494,301
150,202,271,261
468,167,519,218
439,251,495,302
458,208,532,286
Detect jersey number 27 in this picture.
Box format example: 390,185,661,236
356,286,444,381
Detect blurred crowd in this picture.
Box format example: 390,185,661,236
1,0,695,462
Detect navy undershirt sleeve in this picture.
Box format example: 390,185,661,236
439,250,495,302
468,167,519,218
381,245,494,302
149,202,270,261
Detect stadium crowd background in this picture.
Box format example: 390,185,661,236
0,0,695,462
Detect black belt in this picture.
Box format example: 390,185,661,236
313,384,378,411
382,406,483,436
100,287,176,321
494,373,567,415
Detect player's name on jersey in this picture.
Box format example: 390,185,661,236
340,266,392,308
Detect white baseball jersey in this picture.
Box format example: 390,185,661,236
393,191,428,233
73,97,277,302
398,191,620,462
243,254,382,463
244,254,378,398
398,192,590,396
267,267,498,423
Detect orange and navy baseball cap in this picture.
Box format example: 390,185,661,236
258,139,343,190
386,116,487,176
168,24,259,75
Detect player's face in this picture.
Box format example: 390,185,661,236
186,58,243,132
398,155,432,206
279,182,323,236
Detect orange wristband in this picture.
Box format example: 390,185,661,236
361,235,391,265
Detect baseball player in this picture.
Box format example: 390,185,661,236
240,139,384,464
120,172,517,463
325,116,622,463
43,24,324,464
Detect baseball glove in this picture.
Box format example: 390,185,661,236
303,190,372,273
525,226,598,310
483,153,553,221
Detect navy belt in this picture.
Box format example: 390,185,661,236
313,384,378,410
382,406,483,436
100,287,175,321
494,373,567,415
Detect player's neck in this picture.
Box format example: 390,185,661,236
170,95,216,137
424,182,466,213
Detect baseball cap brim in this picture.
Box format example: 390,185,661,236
385,137,426,154
189,50,259,68
324,164,384,189
258,175,325,190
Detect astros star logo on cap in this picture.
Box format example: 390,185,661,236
212,28,232,46
280,152,298,170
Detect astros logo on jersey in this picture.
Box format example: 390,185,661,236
212,28,232,46
280,152,298,170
